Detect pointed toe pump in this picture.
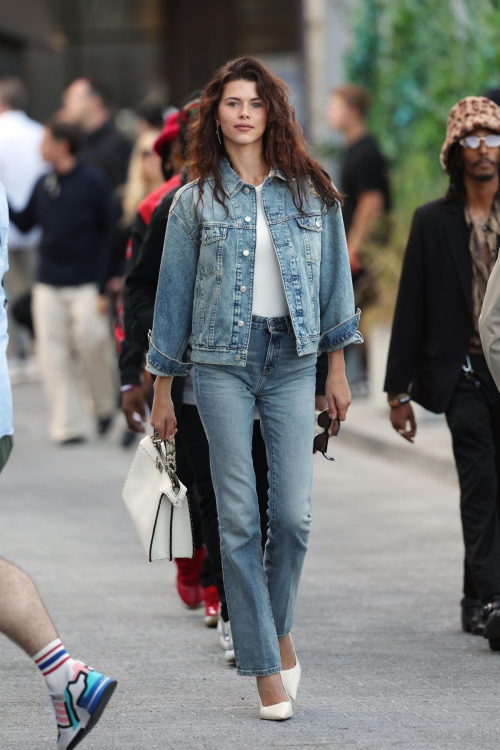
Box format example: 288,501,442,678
280,638,301,701
258,676,293,721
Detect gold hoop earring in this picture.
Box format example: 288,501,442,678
216,124,222,145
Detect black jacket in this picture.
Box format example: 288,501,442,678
119,187,177,386
384,195,476,413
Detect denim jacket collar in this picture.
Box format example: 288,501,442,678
216,157,286,199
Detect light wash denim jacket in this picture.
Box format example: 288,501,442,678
147,158,361,377
0,182,13,438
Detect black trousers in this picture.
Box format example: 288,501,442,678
176,404,269,621
445,354,500,601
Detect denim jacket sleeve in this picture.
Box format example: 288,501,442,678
317,200,362,354
146,186,199,377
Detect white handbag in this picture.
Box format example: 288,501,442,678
122,431,195,561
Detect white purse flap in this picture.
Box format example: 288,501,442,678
123,435,194,562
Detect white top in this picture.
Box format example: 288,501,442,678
0,110,47,250
251,180,290,318
0,182,13,438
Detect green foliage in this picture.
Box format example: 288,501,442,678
347,0,500,209
344,0,500,303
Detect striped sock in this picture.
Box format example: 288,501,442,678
33,639,76,693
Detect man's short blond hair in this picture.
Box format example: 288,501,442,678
332,84,371,119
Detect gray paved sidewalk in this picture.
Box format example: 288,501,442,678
342,397,456,480
1,382,499,750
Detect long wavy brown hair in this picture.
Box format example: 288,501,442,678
188,56,342,214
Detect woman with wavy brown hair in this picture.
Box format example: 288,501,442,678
147,57,361,720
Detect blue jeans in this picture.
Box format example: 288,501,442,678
194,316,316,675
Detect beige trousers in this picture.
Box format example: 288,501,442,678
4,247,37,359
32,283,117,442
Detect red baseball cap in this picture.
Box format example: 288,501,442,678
153,111,180,156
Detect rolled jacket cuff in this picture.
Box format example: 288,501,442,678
146,341,192,378
318,309,363,354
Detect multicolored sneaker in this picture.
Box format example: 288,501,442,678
49,661,117,750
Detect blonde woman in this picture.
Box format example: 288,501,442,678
122,129,164,227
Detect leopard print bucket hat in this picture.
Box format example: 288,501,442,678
440,96,500,171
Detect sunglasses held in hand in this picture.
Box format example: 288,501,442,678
313,410,340,461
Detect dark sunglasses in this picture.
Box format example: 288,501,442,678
313,410,340,461
459,134,500,149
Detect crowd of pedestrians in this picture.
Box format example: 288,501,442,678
3,54,500,747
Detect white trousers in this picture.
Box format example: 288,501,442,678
4,247,37,359
32,283,117,442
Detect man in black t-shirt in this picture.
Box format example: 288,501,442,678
328,84,390,281
316,84,390,393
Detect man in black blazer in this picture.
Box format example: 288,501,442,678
385,96,500,649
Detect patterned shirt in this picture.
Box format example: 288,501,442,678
464,199,500,348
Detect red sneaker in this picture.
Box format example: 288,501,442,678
203,585,219,627
174,548,205,608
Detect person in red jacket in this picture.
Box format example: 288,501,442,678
118,99,227,627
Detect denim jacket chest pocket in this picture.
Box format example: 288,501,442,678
296,215,322,264
200,225,227,276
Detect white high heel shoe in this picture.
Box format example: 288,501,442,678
258,675,293,721
280,637,301,701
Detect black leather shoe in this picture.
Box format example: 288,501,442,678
97,416,113,436
483,600,500,641
461,597,485,635
60,436,86,446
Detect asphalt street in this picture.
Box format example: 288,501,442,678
1,382,499,750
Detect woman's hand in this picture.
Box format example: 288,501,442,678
326,349,352,421
150,376,177,441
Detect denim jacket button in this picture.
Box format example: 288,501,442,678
315,219,320,227
241,286,247,292
244,216,251,222
238,320,244,327
243,188,250,194
234,354,241,361
243,250,249,256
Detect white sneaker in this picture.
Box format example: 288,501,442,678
218,616,235,663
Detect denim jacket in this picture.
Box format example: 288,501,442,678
147,158,361,377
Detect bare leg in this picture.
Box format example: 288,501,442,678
256,635,297,705
0,558,58,657
256,674,288,706
279,633,296,669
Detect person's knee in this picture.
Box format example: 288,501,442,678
270,507,311,548
220,513,261,553
0,558,33,589
77,326,110,355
